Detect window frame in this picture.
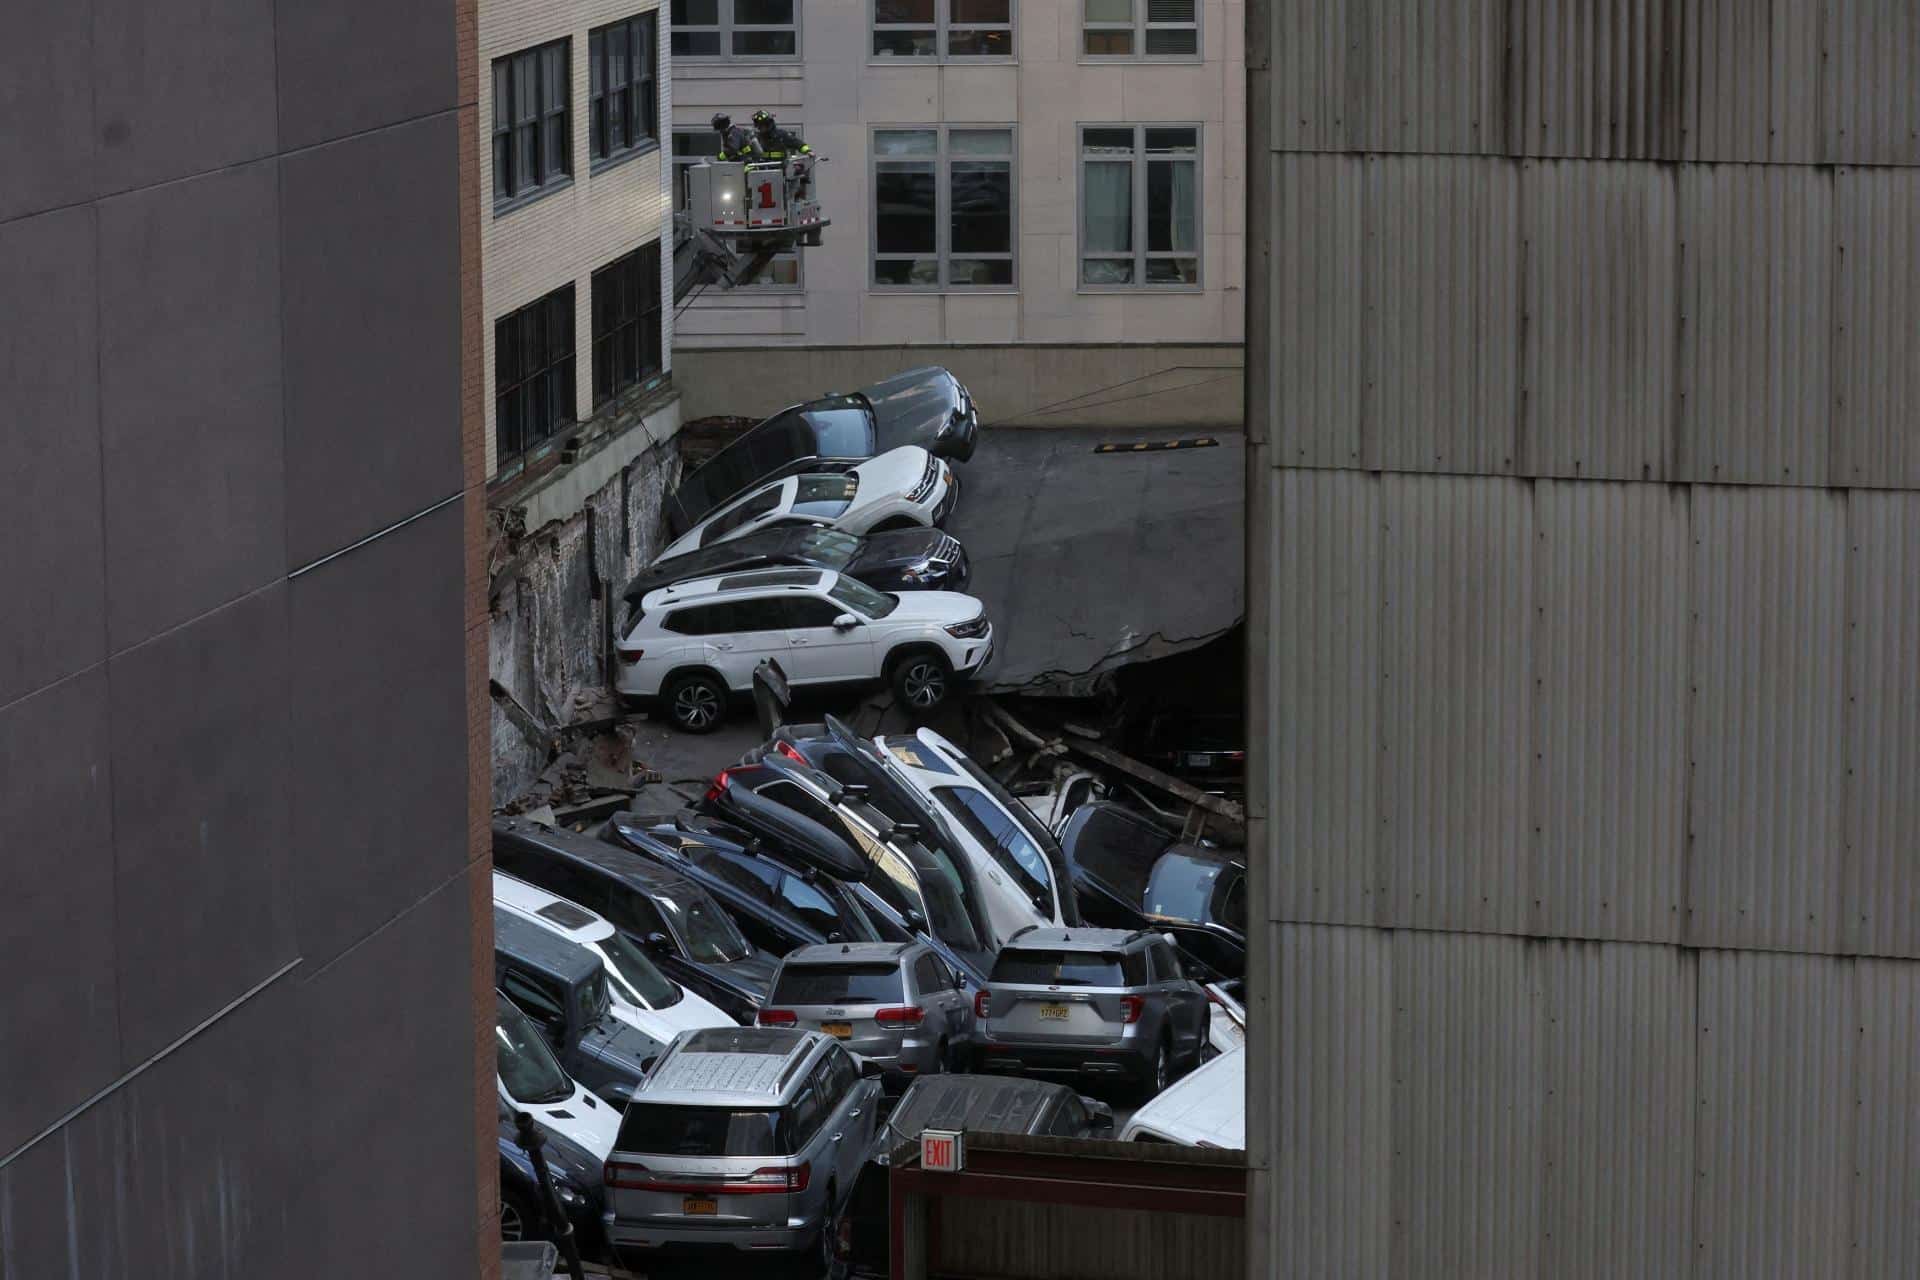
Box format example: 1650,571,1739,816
493,284,578,475
590,240,665,411
1081,0,1200,61
492,39,573,215
589,14,661,171
869,0,1015,62
670,0,802,61
870,124,1018,292
672,128,804,291
1076,122,1204,293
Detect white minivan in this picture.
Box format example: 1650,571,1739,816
877,727,1074,943
495,990,621,1161
493,871,737,1043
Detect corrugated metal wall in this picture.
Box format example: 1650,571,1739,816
1250,0,1920,1273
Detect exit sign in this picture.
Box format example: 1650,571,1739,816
921,1128,965,1173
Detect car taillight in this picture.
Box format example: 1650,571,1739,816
749,1162,810,1194
757,1008,797,1026
703,767,733,805
616,646,645,665
1120,995,1145,1024
874,1006,924,1027
776,740,808,763
973,990,990,1019
605,1159,650,1189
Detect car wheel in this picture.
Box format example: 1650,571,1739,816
890,651,951,713
1142,1038,1171,1101
934,1037,949,1074
664,672,726,734
813,1182,841,1278
499,1189,534,1243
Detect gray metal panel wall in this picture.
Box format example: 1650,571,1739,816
1822,0,1920,167
1270,154,1363,468
1520,161,1677,479
1362,157,1520,475
1681,0,1823,163
1833,167,1920,489
1851,958,1920,1276
1686,487,1847,952
1512,0,1684,160
1844,493,1920,958
1529,480,1689,944
1676,164,1834,485
1380,475,1533,933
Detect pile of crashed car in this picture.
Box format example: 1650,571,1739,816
492,714,1248,1274
616,365,992,732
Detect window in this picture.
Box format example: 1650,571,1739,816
934,786,1052,903
911,953,945,994
494,286,576,470
699,486,784,547
672,129,802,288
873,0,1012,58
492,40,571,210
617,1104,788,1156
780,596,849,628
824,1044,858,1101
873,127,1014,289
1084,0,1197,57
1080,125,1200,287
789,1078,826,1147
590,15,659,166
777,874,847,938
1046,1094,1091,1137
501,971,567,1035
671,0,798,57
590,241,664,410
703,849,783,903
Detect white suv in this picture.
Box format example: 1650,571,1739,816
618,568,993,732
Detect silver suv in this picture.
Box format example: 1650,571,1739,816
758,942,975,1084
977,927,1209,1099
603,1026,880,1270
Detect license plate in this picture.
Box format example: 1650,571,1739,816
1039,1003,1070,1021
822,1021,853,1039
1185,752,1214,768
683,1197,717,1216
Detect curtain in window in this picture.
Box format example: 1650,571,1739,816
1083,161,1132,253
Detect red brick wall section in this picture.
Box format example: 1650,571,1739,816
456,0,497,1271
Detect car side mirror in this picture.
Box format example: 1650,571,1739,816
1085,1101,1115,1131
832,613,860,631
644,931,671,951
904,908,927,931
858,1057,886,1080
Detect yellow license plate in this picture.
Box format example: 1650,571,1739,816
822,1021,853,1038
683,1197,718,1216
1039,1003,1070,1021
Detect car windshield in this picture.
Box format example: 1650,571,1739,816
802,404,877,457
617,1104,789,1157
934,786,1052,905
829,574,898,618
496,994,573,1105
913,845,988,955
796,527,863,568
699,485,784,548
594,931,683,1010
945,746,1067,866
792,473,857,520
772,963,904,1005
991,949,1128,988
1069,808,1167,906
655,885,753,963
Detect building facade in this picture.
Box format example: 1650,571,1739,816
481,0,681,515
669,0,1245,427
2,0,492,1275
1246,3,1920,1276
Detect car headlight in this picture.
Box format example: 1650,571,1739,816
945,615,989,639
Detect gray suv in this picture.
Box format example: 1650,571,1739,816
758,942,975,1084
978,927,1209,1098
603,1027,880,1271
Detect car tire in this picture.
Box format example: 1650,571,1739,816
499,1188,536,1243
1140,1037,1172,1102
889,650,952,714
663,672,727,734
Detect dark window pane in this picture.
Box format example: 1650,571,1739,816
952,0,1009,19
873,29,935,56
493,134,512,198
948,258,1013,285
735,0,793,22
875,167,936,253
493,62,511,130
590,31,605,93
514,53,538,121
672,30,722,54
542,45,567,111
1084,29,1133,54
1082,127,1134,152
1144,127,1199,152
875,0,935,20
545,116,568,178
950,162,1010,253
610,23,630,87
1144,27,1198,54
733,30,797,54
1145,257,1200,284
1082,258,1133,285
674,0,718,22
1146,0,1195,19
947,29,1011,55
874,258,938,285
1146,161,1196,252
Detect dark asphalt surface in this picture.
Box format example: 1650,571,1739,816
945,427,1245,691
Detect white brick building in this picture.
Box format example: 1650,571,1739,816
481,0,680,488
668,0,1245,428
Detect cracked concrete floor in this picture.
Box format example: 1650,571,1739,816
947,426,1245,691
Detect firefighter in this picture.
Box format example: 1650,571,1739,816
710,112,761,162
751,110,811,162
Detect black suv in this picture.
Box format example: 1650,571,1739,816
493,818,777,1023
1059,801,1247,979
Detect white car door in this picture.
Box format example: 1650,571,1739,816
777,593,876,684
701,599,789,689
